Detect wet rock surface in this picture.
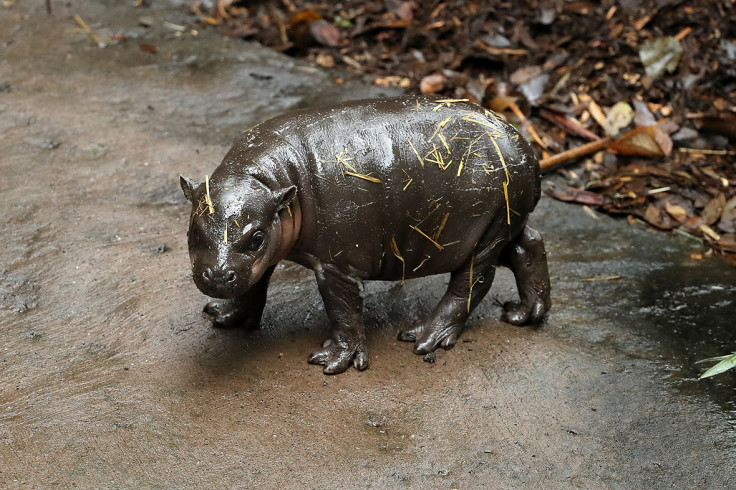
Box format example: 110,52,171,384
1,1,734,487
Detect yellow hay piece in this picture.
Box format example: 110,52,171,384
461,114,495,129
410,225,444,250
467,253,474,312
424,143,440,162
205,175,214,214
412,255,431,272
483,108,504,121
489,136,510,182
234,219,240,228
502,181,510,225
403,178,413,191
223,222,228,244
433,98,470,110
489,136,511,225
334,148,358,173
345,171,381,183
437,133,450,153
434,213,450,240
457,134,483,177
390,237,406,285
407,139,424,167
430,116,452,140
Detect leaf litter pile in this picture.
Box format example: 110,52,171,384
190,0,736,263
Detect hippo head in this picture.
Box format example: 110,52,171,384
180,174,297,299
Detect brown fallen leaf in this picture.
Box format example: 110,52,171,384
665,201,688,221
714,235,736,253
310,19,342,47
608,125,673,157
717,196,736,234
702,193,726,226
604,101,634,136
644,203,678,230
420,74,447,94
545,184,606,206
139,43,158,54
587,100,608,130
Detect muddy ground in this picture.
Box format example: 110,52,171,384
1,1,735,488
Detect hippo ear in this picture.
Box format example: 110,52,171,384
274,185,297,212
180,175,199,203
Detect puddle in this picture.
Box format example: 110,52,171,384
639,258,736,415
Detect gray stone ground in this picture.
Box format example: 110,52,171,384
1,1,735,488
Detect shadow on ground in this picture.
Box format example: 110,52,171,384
1,1,734,487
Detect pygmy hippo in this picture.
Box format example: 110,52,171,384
180,95,551,374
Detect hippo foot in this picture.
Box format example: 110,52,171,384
398,320,463,354
308,336,369,374
203,299,261,330
501,299,547,326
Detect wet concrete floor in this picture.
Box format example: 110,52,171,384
1,1,735,487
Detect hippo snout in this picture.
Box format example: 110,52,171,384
202,267,237,284
194,266,244,298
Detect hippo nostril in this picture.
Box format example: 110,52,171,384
202,268,213,282
225,270,237,283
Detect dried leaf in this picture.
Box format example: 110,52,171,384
588,100,607,130
604,102,634,137
310,19,342,47
545,185,606,206
608,126,673,157
139,43,158,54
702,193,726,225
510,65,543,85
664,201,688,220
644,203,678,230
420,74,446,94
717,196,736,234
640,36,683,79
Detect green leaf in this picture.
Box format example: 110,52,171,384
699,353,736,379
695,354,733,364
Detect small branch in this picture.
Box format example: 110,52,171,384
539,138,611,172
46,0,52,14
508,101,547,150
540,108,601,142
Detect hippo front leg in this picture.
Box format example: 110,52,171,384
203,266,276,329
498,225,551,325
308,264,369,374
398,251,497,354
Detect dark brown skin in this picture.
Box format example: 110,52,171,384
180,95,551,374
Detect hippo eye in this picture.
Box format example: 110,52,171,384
250,230,265,250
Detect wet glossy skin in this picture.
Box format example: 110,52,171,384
181,95,551,374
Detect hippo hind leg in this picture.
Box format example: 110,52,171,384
203,265,275,329
498,225,551,325
398,247,498,354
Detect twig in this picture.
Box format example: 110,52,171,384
508,101,547,149
539,138,612,172
540,108,601,141
582,275,622,282
46,0,52,14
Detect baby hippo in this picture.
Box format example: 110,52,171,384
180,95,551,374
